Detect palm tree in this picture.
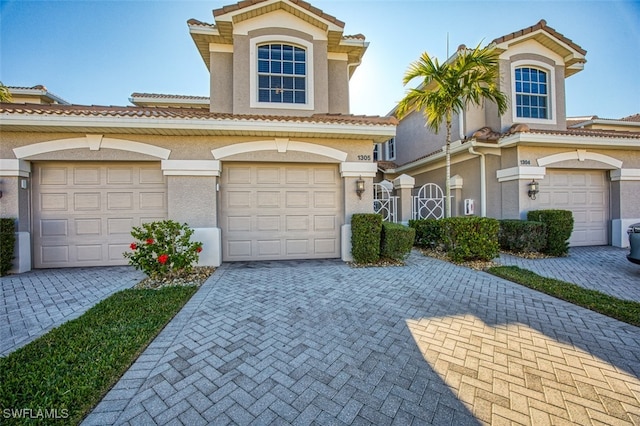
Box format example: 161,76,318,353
396,43,508,217
0,82,12,102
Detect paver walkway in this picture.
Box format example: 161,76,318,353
84,252,640,425
499,246,640,302
0,266,143,356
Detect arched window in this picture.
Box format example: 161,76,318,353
257,43,306,104
514,67,548,119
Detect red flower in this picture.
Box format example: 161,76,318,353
130,242,137,250
146,238,154,245
158,254,169,264
196,246,202,253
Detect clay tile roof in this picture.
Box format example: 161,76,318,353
376,161,397,171
187,18,216,28
0,103,397,126
343,34,365,41
492,19,586,56
621,113,640,122
213,0,344,28
130,93,210,101
525,128,640,139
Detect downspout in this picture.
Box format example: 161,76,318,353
468,146,487,217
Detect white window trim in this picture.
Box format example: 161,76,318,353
385,138,396,161
510,60,556,125
249,35,314,111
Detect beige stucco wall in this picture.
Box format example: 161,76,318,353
168,176,217,228
210,51,234,114
328,58,349,114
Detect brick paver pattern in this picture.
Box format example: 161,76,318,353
409,314,640,425
84,252,640,425
0,266,143,356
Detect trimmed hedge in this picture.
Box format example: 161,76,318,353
351,214,383,263
410,217,500,262
527,209,574,256
440,217,500,262
498,219,546,253
381,222,415,260
0,218,16,276
408,218,441,248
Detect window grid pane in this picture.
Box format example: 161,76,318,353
515,67,548,119
257,43,306,104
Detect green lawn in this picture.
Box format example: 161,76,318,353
0,286,197,425
488,265,640,327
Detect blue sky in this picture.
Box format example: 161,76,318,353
1,0,639,118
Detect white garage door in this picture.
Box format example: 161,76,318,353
538,169,608,246
33,162,167,268
220,163,342,261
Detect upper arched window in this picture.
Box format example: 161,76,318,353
257,43,307,104
514,67,548,119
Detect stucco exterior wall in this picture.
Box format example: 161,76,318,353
328,58,349,114
168,176,217,228
394,110,447,166
210,51,234,113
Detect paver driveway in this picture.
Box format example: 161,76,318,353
84,252,640,425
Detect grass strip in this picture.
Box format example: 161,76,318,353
488,265,640,327
0,285,197,425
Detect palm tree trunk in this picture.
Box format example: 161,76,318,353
445,116,452,218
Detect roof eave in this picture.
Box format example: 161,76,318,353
0,114,396,142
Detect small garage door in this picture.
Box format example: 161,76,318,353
538,169,608,246
220,163,342,261
33,162,167,268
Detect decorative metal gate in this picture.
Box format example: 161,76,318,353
373,182,398,223
412,183,444,220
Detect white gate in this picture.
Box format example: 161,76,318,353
373,182,398,223
412,183,444,220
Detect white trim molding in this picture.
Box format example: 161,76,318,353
12,135,171,159
450,174,464,190
537,149,622,168
249,35,315,111
340,162,377,178
0,159,31,177
610,169,640,181
510,59,557,125
161,160,221,176
211,139,348,162
393,174,415,190
496,166,546,182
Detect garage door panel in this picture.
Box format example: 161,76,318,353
75,218,101,235
258,216,280,231
286,191,309,208
33,162,167,268
539,169,608,246
74,193,101,210
41,193,68,211
221,163,341,261
140,192,165,209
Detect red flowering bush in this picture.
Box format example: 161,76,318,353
123,220,203,279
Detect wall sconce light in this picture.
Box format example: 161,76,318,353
356,177,365,199
528,179,539,200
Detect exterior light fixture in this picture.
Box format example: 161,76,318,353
356,177,365,199
528,179,539,200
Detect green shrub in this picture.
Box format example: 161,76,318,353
527,210,574,256
498,219,546,253
440,217,500,262
381,222,416,260
0,218,16,276
123,220,202,279
408,218,442,248
351,214,382,263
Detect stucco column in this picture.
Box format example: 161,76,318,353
450,174,464,217
339,162,377,261
393,174,415,225
0,159,32,273
161,160,222,267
